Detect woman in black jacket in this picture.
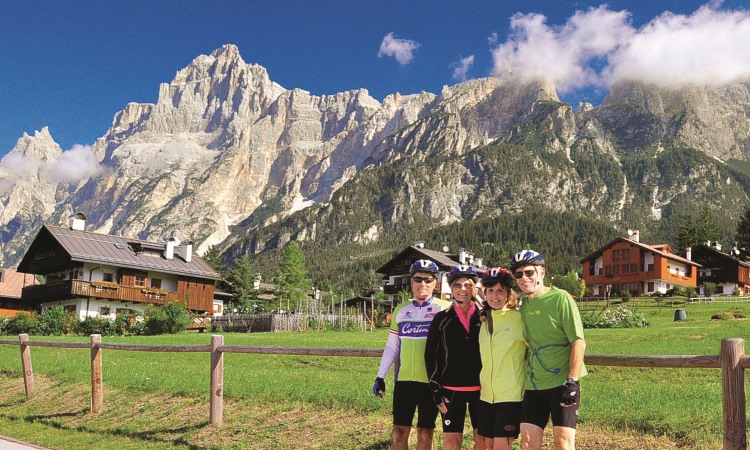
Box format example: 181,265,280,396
425,264,483,450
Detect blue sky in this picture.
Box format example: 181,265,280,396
1,0,748,157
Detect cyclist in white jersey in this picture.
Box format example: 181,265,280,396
373,259,452,450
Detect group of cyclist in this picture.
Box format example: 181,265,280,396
373,250,587,450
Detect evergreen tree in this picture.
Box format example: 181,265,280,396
676,205,720,251
736,206,750,252
223,257,261,312
274,242,312,312
202,245,225,271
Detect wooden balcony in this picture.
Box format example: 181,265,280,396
22,280,179,305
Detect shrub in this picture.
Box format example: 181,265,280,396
39,306,71,335
685,287,698,299
2,313,41,335
144,302,192,335
703,282,717,297
621,290,632,302
711,312,735,320
583,306,649,329
78,316,120,336
116,314,147,336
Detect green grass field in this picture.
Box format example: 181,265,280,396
0,300,748,449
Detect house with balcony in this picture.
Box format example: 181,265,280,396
690,243,750,296
376,241,486,302
580,231,700,297
0,268,38,317
16,215,221,320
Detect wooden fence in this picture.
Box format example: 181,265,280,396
211,312,369,332
0,335,747,449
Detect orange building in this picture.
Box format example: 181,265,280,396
580,233,700,297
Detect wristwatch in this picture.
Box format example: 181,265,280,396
566,377,578,384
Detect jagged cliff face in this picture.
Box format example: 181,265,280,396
1,44,749,267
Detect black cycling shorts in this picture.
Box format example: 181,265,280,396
476,400,522,439
521,386,579,429
439,389,480,433
392,381,439,429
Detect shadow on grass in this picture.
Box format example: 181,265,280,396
2,412,213,450
359,439,390,450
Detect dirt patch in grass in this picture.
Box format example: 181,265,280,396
0,374,713,449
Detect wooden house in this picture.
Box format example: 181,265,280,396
690,243,750,296
0,268,38,317
376,242,486,302
580,232,700,297
16,217,221,319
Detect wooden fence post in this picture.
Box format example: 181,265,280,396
721,338,746,450
90,334,103,414
18,334,34,400
210,334,224,426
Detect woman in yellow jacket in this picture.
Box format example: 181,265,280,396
477,267,527,450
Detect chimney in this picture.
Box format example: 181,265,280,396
413,240,425,249
714,242,722,252
468,253,474,265
185,241,193,263
631,230,640,243
474,258,483,268
459,248,467,264
69,212,87,231
165,237,178,260
686,247,692,261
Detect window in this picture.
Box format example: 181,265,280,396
647,264,654,272
103,272,114,282
0,270,4,283
150,278,162,289
630,263,637,273
612,265,620,275
135,274,147,287
63,305,76,314
605,266,612,276
100,307,111,315
213,304,223,314
622,249,630,261
612,250,621,262
622,264,630,274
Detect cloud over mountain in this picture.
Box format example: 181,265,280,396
491,3,750,91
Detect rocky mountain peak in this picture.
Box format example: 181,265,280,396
12,127,63,160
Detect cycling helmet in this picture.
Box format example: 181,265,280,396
409,259,440,276
447,264,478,285
482,267,514,285
510,249,545,271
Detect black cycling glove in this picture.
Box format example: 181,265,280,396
560,379,579,406
373,377,386,398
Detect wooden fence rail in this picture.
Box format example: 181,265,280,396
0,335,747,449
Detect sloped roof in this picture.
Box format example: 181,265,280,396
0,268,38,299
376,245,488,275
19,225,221,280
692,244,750,268
580,236,701,267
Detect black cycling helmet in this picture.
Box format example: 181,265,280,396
447,264,478,285
509,249,545,271
409,259,440,276
482,267,514,286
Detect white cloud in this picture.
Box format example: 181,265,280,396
452,55,475,82
0,152,45,180
604,5,750,87
49,144,103,184
378,32,421,65
491,6,633,92
488,32,499,45
491,3,750,92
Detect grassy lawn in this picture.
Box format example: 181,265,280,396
0,300,748,449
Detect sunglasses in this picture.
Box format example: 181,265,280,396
514,269,536,279
412,276,436,284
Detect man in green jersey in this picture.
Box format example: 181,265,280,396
511,250,586,450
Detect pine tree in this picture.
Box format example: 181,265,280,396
676,205,721,251
223,257,261,312
736,206,750,252
274,242,311,312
